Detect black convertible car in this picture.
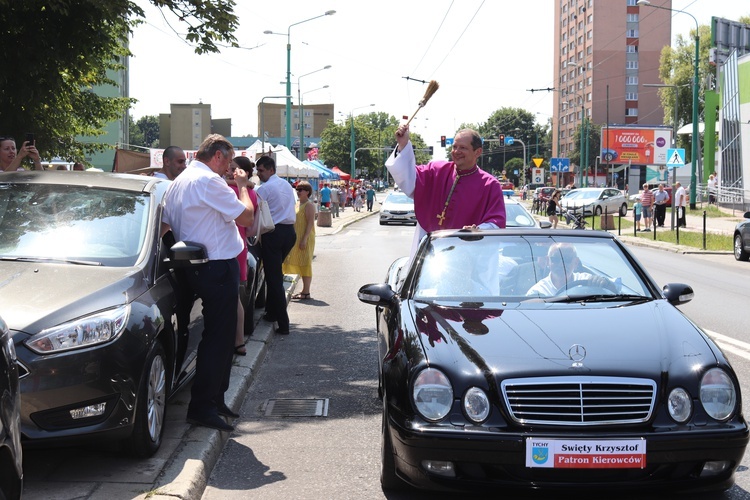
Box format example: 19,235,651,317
358,229,748,493
0,171,263,457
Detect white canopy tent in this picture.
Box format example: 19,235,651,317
241,140,319,179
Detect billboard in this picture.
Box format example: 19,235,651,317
600,127,672,165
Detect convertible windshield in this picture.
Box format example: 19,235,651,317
413,234,652,301
0,183,150,267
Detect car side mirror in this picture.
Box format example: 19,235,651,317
166,241,208,268
358,283,398,307
662,283,694,305
539,220,553,229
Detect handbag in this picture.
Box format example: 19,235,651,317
249,198,275,244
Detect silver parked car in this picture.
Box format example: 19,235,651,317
505,197,551,228
560,187,628,216
380,191,417,225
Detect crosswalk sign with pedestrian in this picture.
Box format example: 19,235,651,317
666,148,685,168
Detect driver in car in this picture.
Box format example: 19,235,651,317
526,242,615,296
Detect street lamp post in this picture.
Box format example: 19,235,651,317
513,129,527,187
260,95,292,152
638,0,699,209
350,104,375,178
296,65,331,159
264,10,335,150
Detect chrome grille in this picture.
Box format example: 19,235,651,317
502,376,656,425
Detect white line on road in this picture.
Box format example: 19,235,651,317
706,329,750,362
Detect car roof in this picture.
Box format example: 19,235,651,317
428,227,616,240
0,171,167,193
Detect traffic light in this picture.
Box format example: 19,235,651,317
428,146,434,155
440,135,446,147
499,134,505,146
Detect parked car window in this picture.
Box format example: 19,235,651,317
0,184,150,267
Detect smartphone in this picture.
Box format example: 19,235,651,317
24,133,34,146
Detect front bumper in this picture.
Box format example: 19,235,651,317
388,414,749,493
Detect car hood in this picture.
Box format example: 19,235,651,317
410,301,717,379
0,261,146,335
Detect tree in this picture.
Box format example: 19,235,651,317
570,120,601,182
318,112,426,179
0,1,238,162
478,108,538,175
135,115,160,148
656,24,712,160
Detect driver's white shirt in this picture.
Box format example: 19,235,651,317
527,272,593,296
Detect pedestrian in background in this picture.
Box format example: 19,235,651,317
256,155,297,335
546,190,561,229
366,184,375,211
320,183,331,208
163,134,255,432
707,173,717,204
674,182,687,228
283,180,316,301
640,183,653,232
633,196,643,231
330,184,340,217
1,136,43,171
653,184,669,227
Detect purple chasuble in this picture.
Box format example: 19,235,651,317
413,161,506,232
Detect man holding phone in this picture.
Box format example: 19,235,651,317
0,134,43,171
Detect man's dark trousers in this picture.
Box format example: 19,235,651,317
187,259,239,417
261,224,297,331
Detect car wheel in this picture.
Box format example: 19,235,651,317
125,342,167,458
620,203,628,216
380,398,405,491
594,205,603,216
734,234,749,261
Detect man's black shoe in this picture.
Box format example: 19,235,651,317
187,413,234,432
217,404,240,419
275,327,290,335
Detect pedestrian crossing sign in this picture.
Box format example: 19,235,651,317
666,148,685,168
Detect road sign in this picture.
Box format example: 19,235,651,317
532,168,544,184
445,137,454,146
666,148,685,168
505,136,515,146
532,157,544,168
549,157,570,173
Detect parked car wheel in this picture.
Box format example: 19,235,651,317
380,399,405,491
594,205,603,216
125,342,167,458
620,203,628,216
734,234,749,261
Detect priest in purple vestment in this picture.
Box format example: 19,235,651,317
385,124,506,254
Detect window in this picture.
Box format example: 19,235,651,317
587,30,592,40
626,45,637,53
627,0,637,5
587,45,592,54
587,14,593,24
626,92,638,100
627,13,639,22
587,92,592,102
587,76,592,85
626,76,638,85
627,29,639,37
626,60,639,69
626,108,639,117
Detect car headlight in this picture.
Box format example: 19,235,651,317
413,368,453,421
463,387,490,423
26,305,129,354
700,368,737,421
667,387,692,423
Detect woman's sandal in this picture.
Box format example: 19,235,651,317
292,293,311,300
234,344,247,356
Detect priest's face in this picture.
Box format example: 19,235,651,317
451,132,482,171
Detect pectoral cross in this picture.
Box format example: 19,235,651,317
437,211,446,226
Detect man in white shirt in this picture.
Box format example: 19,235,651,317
154,146,187,180
674,182,687,228
256,155,297,335
163,134,255,432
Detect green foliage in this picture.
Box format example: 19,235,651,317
318,112,426,179
657,24,712,161
0,1,237,162
128,115,160,148
570,120,601,173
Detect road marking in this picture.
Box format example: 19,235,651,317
706,329,750,362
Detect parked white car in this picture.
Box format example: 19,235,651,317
560,187,628,216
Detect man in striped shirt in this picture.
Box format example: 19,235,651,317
640,183,653,232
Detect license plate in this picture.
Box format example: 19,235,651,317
525,438,646,469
